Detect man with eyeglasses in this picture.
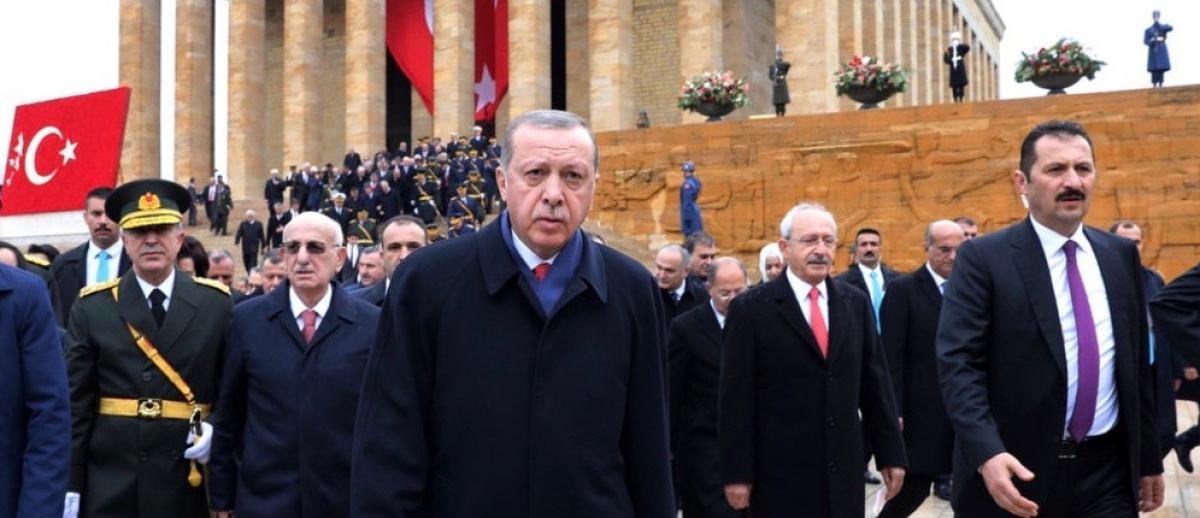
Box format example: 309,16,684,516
875,220,965,517
719,202,906,517
669,257,748,518
64,179,233,518
210,211,380,518
355,215,427,307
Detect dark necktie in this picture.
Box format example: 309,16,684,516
533,262,551,282
149,289,166,328
1064,240,1099,442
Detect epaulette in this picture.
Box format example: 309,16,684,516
24,254,49,268
79,279,120,299
194,276,232,296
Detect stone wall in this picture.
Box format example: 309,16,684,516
320,1,346,166
591,85,1200,281
633,0,680,126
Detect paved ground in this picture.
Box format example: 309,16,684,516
868,401,1200,517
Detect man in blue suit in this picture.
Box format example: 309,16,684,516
0,263,71,518
209,212,380,518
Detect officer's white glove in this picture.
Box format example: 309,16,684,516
184,421,214,464
63,491,80,518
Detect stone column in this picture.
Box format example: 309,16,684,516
904,0,917,105
778,0,840,114
932,0,943,103
345,0,386,157
917,0,930,105
283,0,322,166
588,0,634,131
228,0,265,201
565,0,590,120
679,0,722,123
881,0,900,106
508,0,551,118
412,89,434,141
837,0,863,111
176,0,214,185
119,0,160,181
434,0,474,139
861,0,877,59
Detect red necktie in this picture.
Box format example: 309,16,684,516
533,262,551,282
808,287,828,357
301,309,318,345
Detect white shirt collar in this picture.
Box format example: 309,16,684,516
673,279,688,300
289,284,333,319
925,262,948,291
510,228,559,268
857,262,881,278
710,299,726,329
135,268,176,303
1029,215,1092,258
89,239,124,261
786,267,826,302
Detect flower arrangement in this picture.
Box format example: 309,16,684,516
1015,39,1105,82
677,70,750,112
834,55,908,95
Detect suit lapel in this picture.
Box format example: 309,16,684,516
770,277,824,360
116,273,163,347
697,303,724,356
269,282,309,352
1087,229,1133,361
1010,219,1067,377
156,272,199,353
913,266,942,309
825,279,850,363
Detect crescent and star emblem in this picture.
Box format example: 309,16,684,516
22,126,77,186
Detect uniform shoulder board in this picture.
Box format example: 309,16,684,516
24,254,50,268
193,277,232,296
79,279,120,299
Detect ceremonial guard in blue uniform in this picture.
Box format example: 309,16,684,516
1145,10,1173,87
680,161,703,238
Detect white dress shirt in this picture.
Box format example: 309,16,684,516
135,269,176,312
510,228,559,267
86,239,124,285
925,262,948,295
785,268,828,330
671,280,687,301
857,262,886,300
289,285,333,332
710,300,726,330
1030,216,1117,438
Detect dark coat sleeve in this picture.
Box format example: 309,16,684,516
858,292,907,469
622,274,675,518
719,295,756,485
879,280,910,416
15,273,71,517
350,265,436,517
935,239,1006,470
1152,262,1200,368
667,317,690,456
208,323,248,511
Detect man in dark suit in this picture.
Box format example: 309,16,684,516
355,216,427,307
323,192,354,235
684,231,717,283
210,212,380,518
267,202,292,249
936,120,1163,517
351,110,674,517
234,209,267,271
212,176,234,236
876,220,965,517
264,169,287,209
670,257,747,518
50,187,133,326
720,202,906,518
835,227,899,329
203,176,219,229
1151,262,1200,468
65,179,233,518
0,264,70,518
655,244,709,322
290,165,311,212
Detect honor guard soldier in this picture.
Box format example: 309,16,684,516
65,179,233,518
466,169,488,215
350,209,377,244
447,182,481,238
409,168,442,228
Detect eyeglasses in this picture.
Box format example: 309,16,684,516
788,235,837,247
282,240,335,255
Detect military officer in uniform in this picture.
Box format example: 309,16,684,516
466,168,488,214
409,168,442,228
64,179,233,518
447,182,481,238
349,210,377,244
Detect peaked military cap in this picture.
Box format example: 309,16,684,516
105,178,192,230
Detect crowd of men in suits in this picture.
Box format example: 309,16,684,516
4,115,1200,518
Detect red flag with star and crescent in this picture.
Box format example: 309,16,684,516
2,87,130,215
387,0,435,115
474,0,507,122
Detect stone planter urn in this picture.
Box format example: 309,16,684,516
1031,72,1083,95
844,86,898,109
694,101,736,122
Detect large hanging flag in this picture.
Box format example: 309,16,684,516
2,87,130,215
474,0,508,122
387,0,435,114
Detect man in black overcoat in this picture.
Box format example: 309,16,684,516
720,202,906,518
876,220,965,517
351,110,675,517
943,31,970,102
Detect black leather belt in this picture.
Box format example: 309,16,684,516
1057,429,1120,459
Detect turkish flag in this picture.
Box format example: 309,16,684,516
387,0,435,115
474,0,508,122
2,87,130,215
